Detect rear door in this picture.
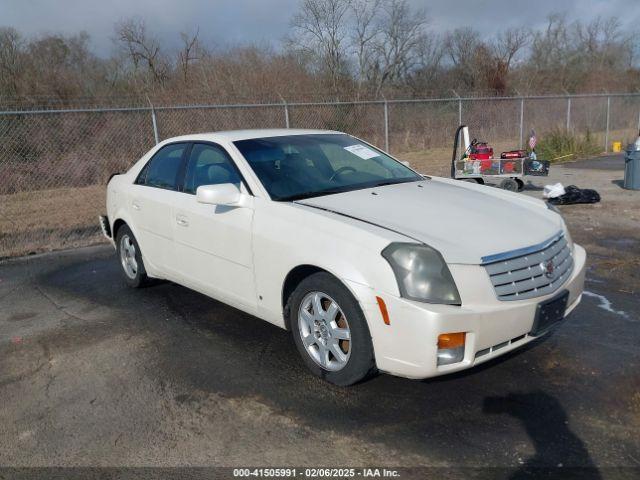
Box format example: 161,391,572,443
171,142,257,311
129,142,188,274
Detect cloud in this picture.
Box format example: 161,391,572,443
1,0,637,56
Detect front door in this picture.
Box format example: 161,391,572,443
171,142,257,311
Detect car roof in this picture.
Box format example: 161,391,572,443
160,129,344,144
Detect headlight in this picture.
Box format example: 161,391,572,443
382,243,461,305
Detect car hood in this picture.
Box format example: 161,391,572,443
296,178,563,265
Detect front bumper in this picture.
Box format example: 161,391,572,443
346,244,587,380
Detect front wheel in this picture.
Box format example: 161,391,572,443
289,272,376,386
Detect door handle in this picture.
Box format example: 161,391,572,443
176,215,189,227
132,201,141,211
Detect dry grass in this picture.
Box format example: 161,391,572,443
0,185,106,258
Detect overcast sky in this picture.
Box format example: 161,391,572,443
2,0,638,56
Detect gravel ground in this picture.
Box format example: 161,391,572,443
0,156,638,478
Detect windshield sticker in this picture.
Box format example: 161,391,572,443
344,144,379,159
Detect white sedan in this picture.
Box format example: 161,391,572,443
101,129,586,386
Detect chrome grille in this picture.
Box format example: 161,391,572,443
483,234,574,301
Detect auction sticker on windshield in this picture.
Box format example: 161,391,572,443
344,144,379,159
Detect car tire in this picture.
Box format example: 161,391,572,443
515,178,525,192
499,178,519,192
288,272,376,386
115,224,149,288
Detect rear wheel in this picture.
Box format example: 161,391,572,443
115,225,148,288
289,272,376,386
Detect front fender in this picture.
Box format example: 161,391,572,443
252,200,407,328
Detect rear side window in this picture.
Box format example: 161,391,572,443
183,143,241,194
137,143,187,190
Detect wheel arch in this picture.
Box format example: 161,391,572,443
112,218,128,239
281,264,363,331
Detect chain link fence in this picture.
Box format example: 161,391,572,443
1,93,639,258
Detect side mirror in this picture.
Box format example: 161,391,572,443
196,183,242,206
401,160,411,167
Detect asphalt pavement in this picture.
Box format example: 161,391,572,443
0,156,639,478
561,154,625,171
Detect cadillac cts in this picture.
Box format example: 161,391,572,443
101,129,586,386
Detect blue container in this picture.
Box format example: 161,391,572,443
624,146,640,190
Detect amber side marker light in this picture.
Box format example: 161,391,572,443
437,332,466,366
376,296,390,325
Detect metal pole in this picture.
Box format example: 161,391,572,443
458,99,462,125
150,108,159,144
605,96,610,153
278,94,290,129
146,95,159,144
566,97,571,131
384,100,389,152
519,98,524,149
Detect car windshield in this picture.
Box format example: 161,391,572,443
233,134,422,201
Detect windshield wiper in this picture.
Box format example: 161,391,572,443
371,178,420,188
278,186,349,202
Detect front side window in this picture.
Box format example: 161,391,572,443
139,143,187,190
183,143,241,194
233,134,420,201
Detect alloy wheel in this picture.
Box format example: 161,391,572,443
119,234,138,279
297,291,351,371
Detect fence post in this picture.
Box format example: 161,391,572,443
383,99,390,152
283,102,290,129
519,97,524,149
605,96,610,153
278,94,290,128
146,96,159,144
150,109,159,144
566,97,571,131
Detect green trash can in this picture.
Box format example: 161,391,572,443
624,146,640,190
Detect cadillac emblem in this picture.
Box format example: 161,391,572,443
541,259,555,278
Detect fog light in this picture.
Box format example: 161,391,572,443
437,332,466,366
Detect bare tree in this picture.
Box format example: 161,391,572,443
115,18,167,85
369,0,429,97
350,0,381,95
494,28,530,70
178,28,200,83
406,32,443,94
443,28,484,91
289,0,352,95
0,27,23,96
477,28,531,94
